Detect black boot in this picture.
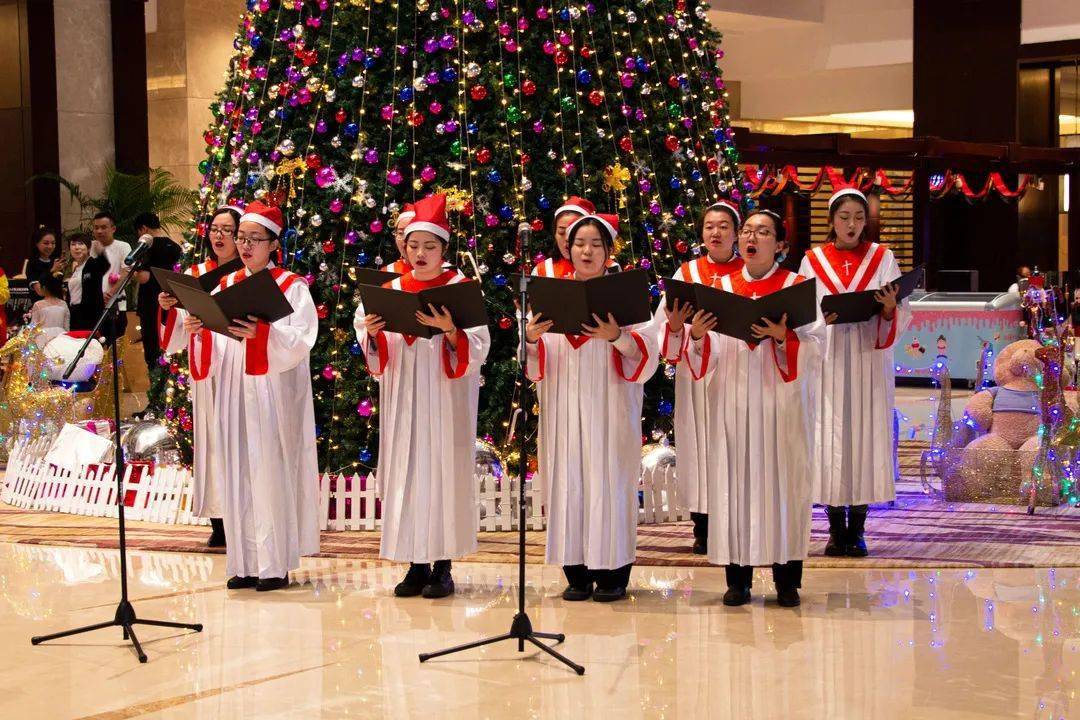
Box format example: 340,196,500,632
256,574,290,592
207,517,226,548
422,560,455,599
690,512,708,555
562,564,594,601
847,505,869,557
772,561,803,607
824,506,847,557
227,575,257,590
592,564,632,602
723,564,753,606
394,563,431,597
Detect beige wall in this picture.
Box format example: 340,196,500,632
147,0,243,191
54,0,114,232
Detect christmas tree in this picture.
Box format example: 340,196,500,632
160,0,745,473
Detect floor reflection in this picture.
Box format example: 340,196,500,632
0,543,1076,719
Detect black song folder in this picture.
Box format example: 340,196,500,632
692,279,818,344
517,269,652,334
152,267,295,340
354,268,401,287
356,280,488,338
194,258,245,292
820,266,924,324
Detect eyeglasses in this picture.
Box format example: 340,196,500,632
739,226,776,239
235,233,271,246
209,225,235,237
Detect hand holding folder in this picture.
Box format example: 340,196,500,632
683,279,818,344
152,267,295,340
820,266,924,324
517,269,652,334
356,280,488,338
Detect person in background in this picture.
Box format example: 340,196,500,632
23,227,62,297
1008,265,1032,297
29,273,70,331
66,233,110,332
89,212,132,343
132,212,182,375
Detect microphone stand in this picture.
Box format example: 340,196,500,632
418,226,584,675
31,249,202,663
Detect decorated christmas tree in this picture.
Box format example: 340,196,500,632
159,0,745,472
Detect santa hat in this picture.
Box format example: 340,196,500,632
239,200,284,236
706,199,741,226
554,195,596,220
568,213,619,245
398,202,417,224
828,186,868,211
404,194,451,242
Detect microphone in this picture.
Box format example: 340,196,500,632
516,222,532,242
124,234,155,266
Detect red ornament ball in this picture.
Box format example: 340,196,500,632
476,147,493,164
498,317,514,330
664,135,679,152
305,152,322,169
322,240,336,254
707,157,720,173
519,153,531,165
588,90,603,106
522,79,537,96
675,240,689,254
618,135,634,153
316,304,330,319
531,218,544,232
470,84,489,101
335,108,347,123
554,50,569,66
580,44,593,59
408,111,425,127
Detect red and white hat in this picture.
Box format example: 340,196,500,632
554,195,596,220
828,186,867,210
404,194,450,242
567,213,619,245
398,202,417,224
706,199,741,226
239,200,284,236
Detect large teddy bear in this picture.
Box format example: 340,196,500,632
946,339,1077,502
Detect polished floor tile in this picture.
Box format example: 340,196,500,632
0,543,1076,719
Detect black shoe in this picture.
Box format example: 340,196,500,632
562,584,594,601
846,505,869,557
776,587,801,607
394,563,431,597
207,518,226,548
422,560,455,599
592,586,626,602
824,506,847,557
692,537,707,555
256,575,289,592
227,575,258,590
723,587,751,606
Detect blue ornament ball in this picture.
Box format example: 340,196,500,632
649,284,661,298
349,342,363,356
691,170,702,182
467,121,479,135
359,448,372,463
344,122,360,138
576,69,592,85
493,274,508,287
558,8,571,21
537,195,551,210
441,67,458,82
332,65,346,78
399,86,414,102
658,399,674,416
498,204,514,220
487,169,502,183
669,177,682,190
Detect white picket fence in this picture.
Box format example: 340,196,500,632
2,439,688,531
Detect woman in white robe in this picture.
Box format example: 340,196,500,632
355,193,490,599
656,200,744,554
158,206,240,547
187,201,321,591
525,214,659,602
798,188,911,557
685,209,824,608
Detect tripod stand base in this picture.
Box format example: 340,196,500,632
31,600,203,663
419,611,584,675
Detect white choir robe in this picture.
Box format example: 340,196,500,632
685,264,825,567
799,242,912,506
525,323,660,569
655,255,744,515
192,265,321,579
158,259,224,519
354,269,491,563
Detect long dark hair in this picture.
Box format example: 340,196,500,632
825,193,870,245
30,226,60,259
566,217,614,255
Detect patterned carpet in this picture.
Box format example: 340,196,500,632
3,442,1079,569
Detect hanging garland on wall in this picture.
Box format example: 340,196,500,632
742,164,1033,202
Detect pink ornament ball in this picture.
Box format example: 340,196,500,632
370,219,384,233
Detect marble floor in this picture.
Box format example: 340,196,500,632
0,543,1077,719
